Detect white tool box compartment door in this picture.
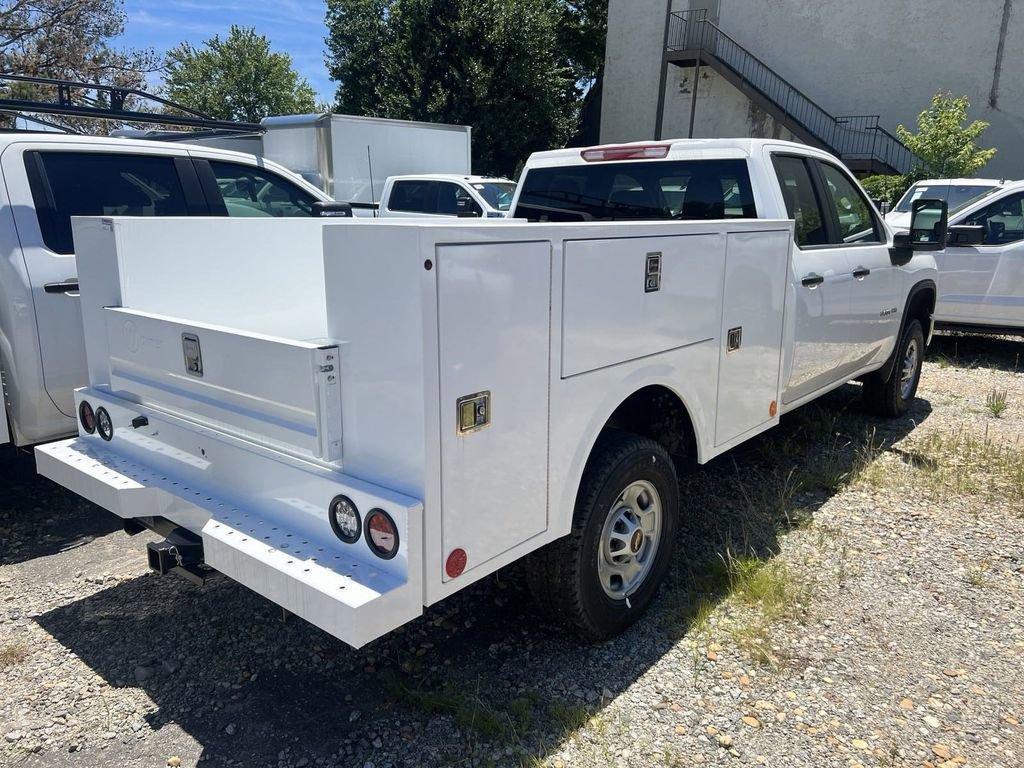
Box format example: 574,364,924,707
714,229,790,446
437,241,551,577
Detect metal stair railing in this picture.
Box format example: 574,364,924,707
666,10,913,174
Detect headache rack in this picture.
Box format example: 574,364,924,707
0,73,265,137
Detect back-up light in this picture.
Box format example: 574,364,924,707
581,144,671,162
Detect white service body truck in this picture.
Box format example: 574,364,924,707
37,139,942,647
0,134,339,447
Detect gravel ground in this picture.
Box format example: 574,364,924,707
1,332,1023,768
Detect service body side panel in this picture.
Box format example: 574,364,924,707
436,240,552,576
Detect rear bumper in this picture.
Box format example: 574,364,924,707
36,391,423,648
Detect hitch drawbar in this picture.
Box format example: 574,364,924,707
147,530,206,585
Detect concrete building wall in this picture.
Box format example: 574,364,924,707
601,0,1023,177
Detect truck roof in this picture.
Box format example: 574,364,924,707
0,132,330,199
524,138,822,168
387,173,514,184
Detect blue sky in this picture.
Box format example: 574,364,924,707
117,0,333,101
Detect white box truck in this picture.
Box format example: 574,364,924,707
37,139,944,647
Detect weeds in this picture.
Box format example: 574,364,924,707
0,642,28,669
986,388,1009,418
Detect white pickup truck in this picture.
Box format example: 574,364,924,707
0,133,344,447
36,139,944,647
374,174,516,219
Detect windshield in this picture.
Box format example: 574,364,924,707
473,182,517,211
894,182,999,213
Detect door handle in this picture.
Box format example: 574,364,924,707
801,273,824,288
43,279,80,294
852,266,871,279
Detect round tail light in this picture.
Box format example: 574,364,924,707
328,495,361,544
365,509,399,559
95,407,114,441
79,401,96,434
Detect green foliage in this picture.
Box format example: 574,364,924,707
325,0,604,176
859,92,995,207
860,173,916,208
0,0,158,132
164,26,318,123
897,92,997,178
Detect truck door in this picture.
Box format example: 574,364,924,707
938,192,1024,326
812,160,899,367
2,146,202,420
770,153,854,404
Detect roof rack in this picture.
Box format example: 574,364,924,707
0,73,265,135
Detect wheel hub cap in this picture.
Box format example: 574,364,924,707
598,480,662,600
900,337,919,400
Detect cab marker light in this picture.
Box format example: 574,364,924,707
581,144,670,162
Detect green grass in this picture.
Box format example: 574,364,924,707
986,388,1009,418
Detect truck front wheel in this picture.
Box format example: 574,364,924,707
862,318,925,417
527,432,679,641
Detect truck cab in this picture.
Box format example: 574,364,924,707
0,134,334,446
378,174,516,219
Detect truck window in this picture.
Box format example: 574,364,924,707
207,161,317,217
438,182,481,216
771,155,828,247
816,162,882,244
25,151,190,255
513,159,756,222
964,192,1024,245
389,180,438,213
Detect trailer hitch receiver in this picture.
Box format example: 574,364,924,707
147,530,206,585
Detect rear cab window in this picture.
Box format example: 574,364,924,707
389,180,439,213
513,159,756,222
25,151,192,255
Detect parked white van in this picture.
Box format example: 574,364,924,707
0,134,338,446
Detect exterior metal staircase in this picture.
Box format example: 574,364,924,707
665,10,913,175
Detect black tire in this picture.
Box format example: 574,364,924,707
863,318,925,417
526,431,679,641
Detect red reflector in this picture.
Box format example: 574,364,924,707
445,548,468,578
581,144,671,162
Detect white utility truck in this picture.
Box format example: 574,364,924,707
37,139,944,647
0,133,345,448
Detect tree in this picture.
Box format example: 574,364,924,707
898,92,997,178
860,92,997,207
0,0,158,131
164,26,318,123
326,0,602,176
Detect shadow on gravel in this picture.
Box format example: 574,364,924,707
34,385,930,767
0,449,120,567
929,331,1023,373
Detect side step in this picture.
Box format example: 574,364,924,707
36,438,423,648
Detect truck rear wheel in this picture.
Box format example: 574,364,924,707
863,318,924,417
527,432,679,641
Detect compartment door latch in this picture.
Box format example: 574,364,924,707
457,391,490,434
727,326,743,353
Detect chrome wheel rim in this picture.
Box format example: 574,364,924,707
900,337,919,400
598,480,662,599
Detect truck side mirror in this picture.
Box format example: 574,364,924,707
947,224,985,246
909,198,948,251
312,201,353,218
